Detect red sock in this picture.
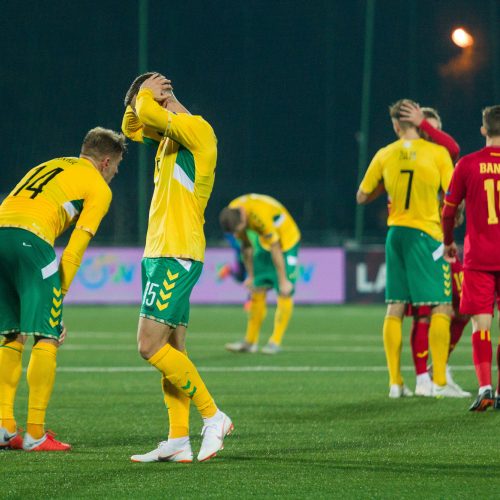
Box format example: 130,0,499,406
449,317,469,355
472,330,492,387
410,320,429,375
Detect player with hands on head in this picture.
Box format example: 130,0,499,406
0,127,125,451
122,71,233,464
397,103,470,397
357,98,457,399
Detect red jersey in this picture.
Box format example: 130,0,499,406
444,146,500,270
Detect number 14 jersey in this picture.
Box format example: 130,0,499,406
360,138,454,241
445,146,500,270
0,157,111,246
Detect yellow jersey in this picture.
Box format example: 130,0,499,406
122,89,217,261
0,157,112,245
359,138,453,241
229,194,301,251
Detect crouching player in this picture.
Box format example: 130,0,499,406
220,194,300,354
0,128,125,450
443,105,500,411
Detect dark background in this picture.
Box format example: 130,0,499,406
0,0,498,245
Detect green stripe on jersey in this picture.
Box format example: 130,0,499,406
176,147,195,183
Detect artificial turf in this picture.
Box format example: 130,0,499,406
2,305,499,499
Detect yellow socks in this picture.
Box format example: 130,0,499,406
27,342,58,439
245,291,267,344
429,313,451,386
162,349,190,439
269,296,294,346
0,340,24,433
383,315,403,386
149,344,217,419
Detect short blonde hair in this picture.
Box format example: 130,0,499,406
81,127,127,159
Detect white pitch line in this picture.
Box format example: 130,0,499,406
59,345,385,353
54,365,476,373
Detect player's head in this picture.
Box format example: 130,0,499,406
389,99,419,134
124,72,158,109
219,207,246,234
80,127,127,184
421,107,442,130
482,105,500,139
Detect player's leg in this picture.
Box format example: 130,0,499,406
225,289,267,353
404,228,454,395
384,227,412,397
226,235,272,353
460,269,495,411
265,243,299,354
409,310,432,396
0,230,25,447
12,230,70,451
133,258,232,462
0,334,25,450
0,239,25,449
158,325,192,463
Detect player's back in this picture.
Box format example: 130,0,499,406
378,138,452,240
0,157,111,245
230,194,300,251
457,146,500,269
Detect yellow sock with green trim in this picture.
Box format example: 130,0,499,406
162,349,191,439
269,296,294,346
149,344,217,419
27,342,58,439
245,291,267,344
429,313,451,386
383,316,403,386
0,340,24,433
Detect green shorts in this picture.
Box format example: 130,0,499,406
249,232,300,294
0,228,63,340
140,257,203,328
385,226,451,305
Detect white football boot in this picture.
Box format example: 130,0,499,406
131,439,193,463
388,384,414,398
432,382,467,398
415,373,433,397
225,340,258,353
197,410,234,462
261,342,282,355
445,366,471,397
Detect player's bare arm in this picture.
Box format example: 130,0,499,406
270,241,293,297
239,233,255,291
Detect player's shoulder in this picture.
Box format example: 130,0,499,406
72,158,112,200
455,149,486,170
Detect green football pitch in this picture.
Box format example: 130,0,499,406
2,305,500,498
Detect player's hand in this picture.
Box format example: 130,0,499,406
279,279,293,297
244,276,254,292
58,321,68,346
443,242,458,263
399,102,424,127
140,74,173,104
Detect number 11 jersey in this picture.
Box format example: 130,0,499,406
445,146,500,270
0,157,111,246
360,138,454,241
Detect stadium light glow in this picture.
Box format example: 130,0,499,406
451,28,474,48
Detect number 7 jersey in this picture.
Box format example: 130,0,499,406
0,157,111,245
444,146,500,270
359,138,454,241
